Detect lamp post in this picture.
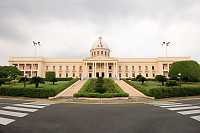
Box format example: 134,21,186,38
162,42,170,75
33,41,41,77
24,74,27,88
178,73,181,86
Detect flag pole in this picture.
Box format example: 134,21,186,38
100,37,102,77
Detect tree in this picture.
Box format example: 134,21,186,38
31,76,45,88
138,76,147,84
95,77,107,94
155,75,167,86
45,71,56,81
168,60,200,82
136,75,142,80
0,79,4,86
50,78,58,85
0,66,22,78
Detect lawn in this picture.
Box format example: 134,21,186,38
0,81,69,89
129,81,200,92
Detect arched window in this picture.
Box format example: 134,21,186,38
92,52,93,56
105,51,107,56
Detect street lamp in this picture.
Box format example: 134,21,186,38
178,73,181,86
24,74,27,88
33,41,41,77
162,42,170,76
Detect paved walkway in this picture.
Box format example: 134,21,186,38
115,80,148,97
50,80,86,98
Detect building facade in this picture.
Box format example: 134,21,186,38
9,37,191,79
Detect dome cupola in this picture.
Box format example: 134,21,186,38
90,36,111,57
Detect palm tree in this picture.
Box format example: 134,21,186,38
31,76,45,88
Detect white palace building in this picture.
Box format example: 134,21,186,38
9,37,191,79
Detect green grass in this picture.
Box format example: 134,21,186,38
0,81,69,89
129,81,200,92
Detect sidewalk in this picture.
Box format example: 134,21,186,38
114,80,150,97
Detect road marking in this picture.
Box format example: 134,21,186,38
178,110,200,115
0,110,28,117
191,115,200,121
167,106,200,111
0,117,15,125
12,104,45,109
23,102,56,106
160,104,192,108
3,106,38,112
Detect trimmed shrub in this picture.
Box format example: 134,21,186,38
0,78,80,98
30,77,45,88
149,86,200,99
165,80,179,87
136,75,142,80
45,71,55,81
10,80,19,85
73,92,129,98
138,76,147,84
155,75,167,86
56,78,73,81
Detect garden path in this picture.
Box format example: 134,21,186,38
115,80,148,97
51,80,87,98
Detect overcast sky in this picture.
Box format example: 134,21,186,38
0,0,199,65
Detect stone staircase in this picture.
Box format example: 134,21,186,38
115,80,149,97
49,80,86,99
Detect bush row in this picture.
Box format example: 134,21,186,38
73,92,129,98
122,79,150,96
149,86,200,99
0,78,80,98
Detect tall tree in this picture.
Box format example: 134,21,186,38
168,60,200,82
0,66,22,78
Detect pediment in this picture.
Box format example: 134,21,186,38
83,55,118,61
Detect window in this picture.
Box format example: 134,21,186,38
46,66,49,71
146,73,148,77
89,66,92,70
109,66,112,70
152,73,155,77
66,66,69,70
132,66,134,70
79,73,82,78
108,52,110,56
152,66,155,70
145,66,148,70
73,66,75,70
139,66,141,70
60,66,62,70
73,73,75,77
105,51,107,56
126,73,128,77
53,66,55,71
132,73,135,77
119,73,121,77
66,73,68,77
139,73,141,75
97,51,99,55
119,66,121,70
92,52,93,56
36,66,38,70
101,51,103,55
29,73,31,77
80,66,82,70
125,66,128,70
59,73,62,77
94,51,96,56
30,66,32,70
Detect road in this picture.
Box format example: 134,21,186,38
0,98,200,133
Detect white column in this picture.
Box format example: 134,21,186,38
116,62,119,79
93,62,94,77
114,62,115,77
86,62,88,77
107,62,108,78
104,62,106,77
95,62,96,77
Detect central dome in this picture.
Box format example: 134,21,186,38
91,37,109,50
90,36,111,57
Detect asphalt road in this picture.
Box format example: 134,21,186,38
0,98,200,133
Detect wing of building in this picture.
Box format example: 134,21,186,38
9,36,191,79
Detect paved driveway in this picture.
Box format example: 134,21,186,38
0,98,200,133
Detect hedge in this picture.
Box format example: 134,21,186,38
122,79,150,96
0,78,79,98
75,78,129,98
73,93,129,98
149,86,200,99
